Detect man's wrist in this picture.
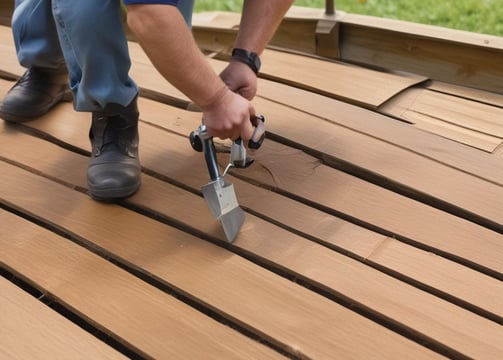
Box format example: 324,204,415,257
231,48,261,74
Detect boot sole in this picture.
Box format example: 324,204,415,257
0,90,73,123
88,183,140,202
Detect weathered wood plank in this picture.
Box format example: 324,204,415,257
427,81,503,108
338,14,503,94
0,25,23,80
2,106,503,315
131,39,429,110
191,8,503,94
8,96,503,277
0,275,126,360
247,95,503,233
2,103,503,359
124,45,503,229
191,8,338,55
254,78,503,186
4,26,502,187
132,100,503,276
257,49,427,108
1,160,442,359
1,211,283,360
379,87,503,152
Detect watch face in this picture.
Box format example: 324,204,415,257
232,48,261,73
251,54,261,72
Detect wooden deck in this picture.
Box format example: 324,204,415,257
2,7,503,359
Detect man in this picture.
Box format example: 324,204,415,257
1,0,293,200
1,0,194,201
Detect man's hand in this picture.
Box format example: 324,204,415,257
201,87,255,141
219,61,258,101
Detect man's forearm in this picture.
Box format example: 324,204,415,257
234,0,294,54
126,4,228,110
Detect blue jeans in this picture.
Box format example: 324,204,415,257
12,0,195,111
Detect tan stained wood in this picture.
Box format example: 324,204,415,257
1,160,443,360
8,95,503,277
126,40,426,110
383,88,503,137
0,26,24,80
258,49,426,108
190,9,503,93
249,93,503,229
338,16,503,94
0,276,126,360
254,79,503,185
427,81,503,108
379,87,503,151
124,48,503,225
191,7,339,55
2,106,503,320
0,210,285,359
340,13,503,50
4,27,502,185
2,11,503,359
2,102,503,360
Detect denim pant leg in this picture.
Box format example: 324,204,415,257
51,0,138,111
12,0,65,70
50,0,194,112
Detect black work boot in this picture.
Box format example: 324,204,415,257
87,96,141,201
0,66,72,122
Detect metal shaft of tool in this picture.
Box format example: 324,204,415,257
201,136,220,181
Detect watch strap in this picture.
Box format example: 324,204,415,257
231,48,261,74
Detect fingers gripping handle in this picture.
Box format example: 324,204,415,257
231,114,265,169
248,114,265,149
189,115,266,178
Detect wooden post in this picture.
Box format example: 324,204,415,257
325,0,335,15
317,1,339,58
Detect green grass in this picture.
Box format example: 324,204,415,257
194,0,503,36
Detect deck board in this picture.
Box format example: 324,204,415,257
254,79,503,186
1,211,282,360
2,9,503,360
379,86,503,151
1,161,445,359
3,90,502,278
3,114,503,318
128,44,503,230
2,96,503,358
0,276,126,360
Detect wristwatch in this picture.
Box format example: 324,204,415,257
231,48,261,74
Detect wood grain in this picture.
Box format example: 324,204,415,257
2,12,503,359
2,104,503,359
0,276,126,360
1,161,442,359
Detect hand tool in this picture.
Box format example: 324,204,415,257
189,115,265,242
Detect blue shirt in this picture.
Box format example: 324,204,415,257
123,0,178,4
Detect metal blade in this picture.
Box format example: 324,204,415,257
201,177,244,242
220,206,245,242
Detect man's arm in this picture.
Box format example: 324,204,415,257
235,0,294,55
220,0,294,100
127,4,255,141
126,1,293,141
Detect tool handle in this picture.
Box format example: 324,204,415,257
202,136,220,181
248,115,266,150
